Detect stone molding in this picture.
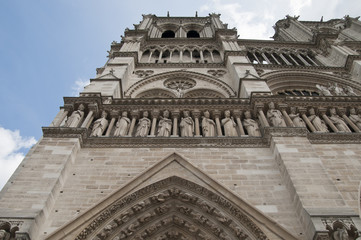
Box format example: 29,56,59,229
74,177,268,240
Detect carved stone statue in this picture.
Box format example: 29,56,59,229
157,110,172,137
242,111,261,137
345,86,358,96
330,83,346,96
308,108,329,132
180,111,194,137
65,104,85,127
267,102,287,127
329,108,351,132
201,111,216,137
0,230,10,240
316,84,332,96
135,111,151,137
90,111,109,137
221,110,238,136
289,107,306,127
332,228,349,240
114,111,130,136
349,108,361,129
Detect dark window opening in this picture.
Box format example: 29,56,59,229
161,30,175,38
187,30,200,38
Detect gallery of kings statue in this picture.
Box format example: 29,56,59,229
1,13,361,240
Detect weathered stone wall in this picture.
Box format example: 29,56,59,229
2,136,361,239
0,137,303,239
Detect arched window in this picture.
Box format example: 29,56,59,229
161,30,175,38
187,30,200,38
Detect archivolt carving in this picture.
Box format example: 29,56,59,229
264,70,361,95
75,176,268,240
183,89,226,98
135,89,177,98
125,71,236,98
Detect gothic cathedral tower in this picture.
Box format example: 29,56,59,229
1,14,361,240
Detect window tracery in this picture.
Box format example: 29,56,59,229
246,47,319,67
140,45,222,63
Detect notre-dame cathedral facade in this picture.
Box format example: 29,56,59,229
1,13,361,240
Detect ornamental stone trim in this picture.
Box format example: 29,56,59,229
74,176,268,240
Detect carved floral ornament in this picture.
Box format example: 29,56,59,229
75,177,268,240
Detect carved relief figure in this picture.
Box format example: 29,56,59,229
329,108,351,132
308,108,329,132
180,111,194,137
334,228,349,240
330,83,346,96
289,107,306,127
135,111,151,137
201,110,216,137
114,111,130,136
345,86,358,96
267,102,287,127
349,108,361,129
221,110,238,136
242,111,261,137
157,110,172,137
316,84,332,96
90,111,109,137
65,104,85,127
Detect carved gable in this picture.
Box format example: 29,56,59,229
46,153,298,240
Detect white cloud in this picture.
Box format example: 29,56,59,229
0,127,36,191
289,0,312,16
199,0,274,39
71,78,90,96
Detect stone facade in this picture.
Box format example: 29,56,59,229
1,14,361,240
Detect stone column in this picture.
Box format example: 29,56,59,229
51,108,69,127
270,53,281,65
280,53,292,65
212,110,223,136
81,103,98,128
150,109,160,136
105,110,119,136
297,53,311,66
200,50,204,63
305,54,318,66
128,110,139,136
171,110,180,137
339,108,360,132
252,52,261,64
279,104,294,127
180,51,183,62
192,110,201,137
319,108,338,132
148,51,153,63
233,110,246,135
288,53,300,66
210,51,214,62
255,104,270,127
261,53,271,64
158,50,163,62
299,107,316,132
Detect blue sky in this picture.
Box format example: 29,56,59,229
0,0,360,189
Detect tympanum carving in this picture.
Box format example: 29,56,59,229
75,177,268,240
